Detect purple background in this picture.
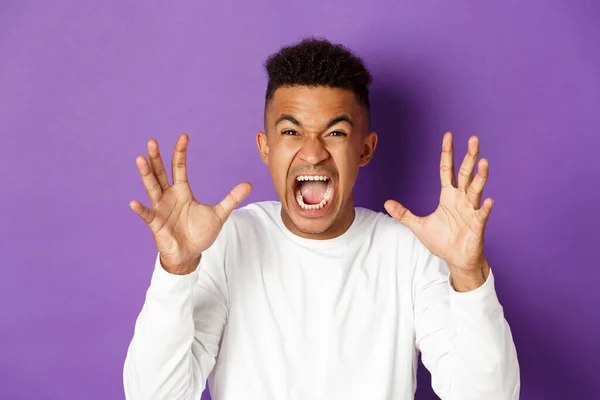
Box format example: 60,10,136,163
1,1,598,399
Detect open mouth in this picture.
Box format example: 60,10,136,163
293,174,334,212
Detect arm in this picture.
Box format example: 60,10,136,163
385,132,520,397
413,240,520,399
123,249,228,400
124,133,250,399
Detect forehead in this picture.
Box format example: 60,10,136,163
267,86,364,126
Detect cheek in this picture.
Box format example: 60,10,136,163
329,146,360,183
268,141,299,186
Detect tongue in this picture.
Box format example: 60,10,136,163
299,181,327,204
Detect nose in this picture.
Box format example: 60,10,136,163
298,137,330,165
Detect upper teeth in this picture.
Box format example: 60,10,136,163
296,175,329,182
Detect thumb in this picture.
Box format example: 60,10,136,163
384,200,419,231
215,182,252,222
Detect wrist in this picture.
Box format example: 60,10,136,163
160,254,202,275
450,259,490,292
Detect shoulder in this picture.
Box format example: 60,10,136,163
204,201,281,261
353,207,427,261
223,200,282,235
355,207,415,242
360,209,446,272
229,200,280,223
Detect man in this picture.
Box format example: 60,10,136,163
123,38,520,399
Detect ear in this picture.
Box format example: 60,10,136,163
256,131,269,165
359,132,378,167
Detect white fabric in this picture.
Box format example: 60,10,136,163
123,201,520,400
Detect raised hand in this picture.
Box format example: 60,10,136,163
384,132,493,285
130,133,252,275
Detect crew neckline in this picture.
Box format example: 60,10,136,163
269,201,362,248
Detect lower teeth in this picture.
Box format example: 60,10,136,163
295,188,333,210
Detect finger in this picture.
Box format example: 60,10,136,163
172,133,190,185
476,198,494,225
214,182,253,223
148,139,170,190
136,155,162,204
384,199,420,232
457,136,479,192
440,132,456,188
129,200,155,225
466,158,489,208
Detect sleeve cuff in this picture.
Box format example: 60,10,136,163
448,267,499,305
148,252,201,294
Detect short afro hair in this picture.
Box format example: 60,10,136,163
264,37,373,111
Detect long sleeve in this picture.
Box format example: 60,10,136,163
412,238,520,399
123,247,229,400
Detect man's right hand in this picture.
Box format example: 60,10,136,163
129,133,252,275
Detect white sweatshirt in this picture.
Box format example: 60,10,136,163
123,201,520,400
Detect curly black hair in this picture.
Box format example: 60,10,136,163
264,37,373,112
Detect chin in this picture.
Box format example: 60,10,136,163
289,214,338,235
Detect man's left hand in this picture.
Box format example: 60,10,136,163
384,132,493,291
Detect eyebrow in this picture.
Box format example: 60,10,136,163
275,113,354,129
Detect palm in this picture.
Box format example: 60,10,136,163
148,184,219,266
412,186,486,270
385,133,493,273
130,133,251,273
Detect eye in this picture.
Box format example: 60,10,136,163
282,130,299,136
329,131,347,137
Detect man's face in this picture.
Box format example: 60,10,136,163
257,86,377,239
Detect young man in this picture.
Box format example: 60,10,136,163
124,38,520,399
